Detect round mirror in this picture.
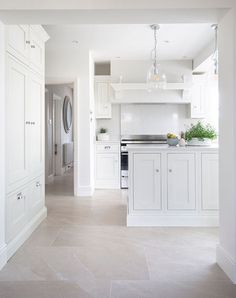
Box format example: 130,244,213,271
63,96,72,133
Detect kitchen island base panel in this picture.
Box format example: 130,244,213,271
127,214,219,227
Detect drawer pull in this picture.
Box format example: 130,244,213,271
31,45,36,49
104,146,111,149
25,40,30,44
36,182,41,187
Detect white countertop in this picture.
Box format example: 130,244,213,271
127,144,218,151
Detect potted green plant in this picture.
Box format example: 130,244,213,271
185,122,217,146
97,128,109,141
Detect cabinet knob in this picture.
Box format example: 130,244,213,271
36,182,41,187
25,121,30,125
169,169,172,173
104,146,111,149
31,45,36,49
26,40,30,44
156,169,159,173
17,192,23,200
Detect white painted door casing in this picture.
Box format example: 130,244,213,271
133,153,161,210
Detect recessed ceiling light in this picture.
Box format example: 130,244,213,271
72,40,79,44
115,56,121,59
163,40,170,44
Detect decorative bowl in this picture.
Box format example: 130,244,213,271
187,138,212,146
167,138,179,146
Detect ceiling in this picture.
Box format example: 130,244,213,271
44,23,215,62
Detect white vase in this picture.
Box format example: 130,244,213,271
97,133,110,141
187,138,212,146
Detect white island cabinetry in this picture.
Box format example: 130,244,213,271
128,146,218,227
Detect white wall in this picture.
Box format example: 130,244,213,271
0,21,6,269
217,8,236,283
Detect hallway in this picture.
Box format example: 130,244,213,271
0,183,235,297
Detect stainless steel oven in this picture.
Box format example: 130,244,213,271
120,135,167,189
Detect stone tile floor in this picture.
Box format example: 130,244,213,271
0,173,236,297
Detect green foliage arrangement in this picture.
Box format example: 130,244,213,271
100,128,107,134
185,122,217,141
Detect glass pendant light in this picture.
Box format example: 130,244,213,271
147,24,167,90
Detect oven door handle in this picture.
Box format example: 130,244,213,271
121,152,128,155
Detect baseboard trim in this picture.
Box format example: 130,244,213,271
216,245,236,284
75,185,94,197
0,244,7,270
127,214,219,227
7,207,47,260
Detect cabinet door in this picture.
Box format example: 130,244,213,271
6,25,30,65
29,176,45,219
27,73,44,178
190,76,206,119
201,153,219,210
96,153,119,188
6,186,28,243
95,82,112,119
6,55,29,192
167,153,196,210
133,153,161,210
29,27,44,73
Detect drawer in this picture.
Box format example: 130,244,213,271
6,185,28,243
28,176,45,219
96,143,119,153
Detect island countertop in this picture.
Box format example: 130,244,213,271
126,144,218,152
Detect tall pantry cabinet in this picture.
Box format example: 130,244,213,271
5,25,49,258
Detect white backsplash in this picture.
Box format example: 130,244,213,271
120,104,193,136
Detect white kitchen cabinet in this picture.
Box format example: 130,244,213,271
5,25,49,259
6,185,29,243
133,153,161,210
29,176,45,219
201,153,219,210
6,55,29,192
29,26,45,73
95,142,120,189
28,72,44,178
6,25,30,65
167,153,196,210
190,75,206,119
95,79,112,119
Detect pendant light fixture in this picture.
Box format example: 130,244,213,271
147,24,167,89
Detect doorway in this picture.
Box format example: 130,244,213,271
45,83,74,196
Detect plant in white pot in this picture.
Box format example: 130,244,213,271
185,122,217,146
97,128,109,141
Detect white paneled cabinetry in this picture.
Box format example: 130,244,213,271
128,148,218,227
190,74,206,118
5,25,49,259
95,76,112,119
95,142,120,189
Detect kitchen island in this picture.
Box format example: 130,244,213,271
127,144,219,227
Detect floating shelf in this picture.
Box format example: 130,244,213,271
110,82,192,92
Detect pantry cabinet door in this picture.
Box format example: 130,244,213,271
133,153,161,210
29,27,45,74
95,82,112,119
201,153,219,210
167,153,196,210
6,25,30,65
6,56,29,192
27,73,44,178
